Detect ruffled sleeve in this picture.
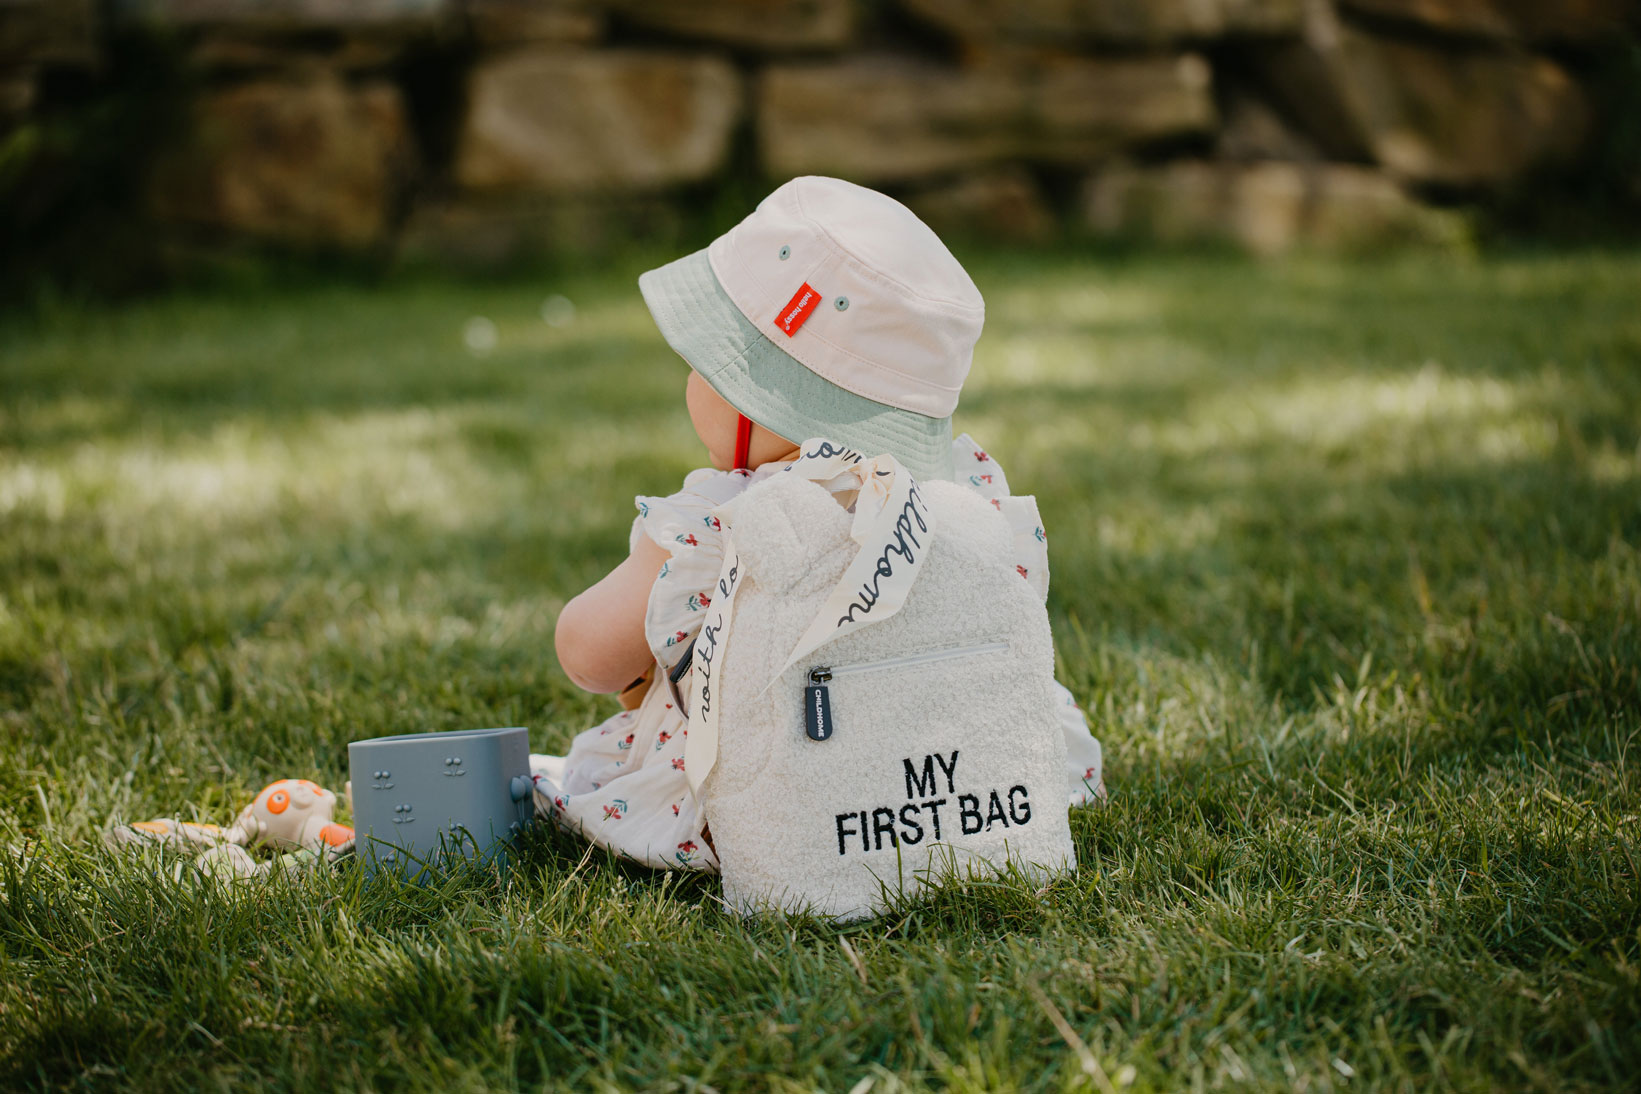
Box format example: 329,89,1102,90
951,433,1050,603
629,467,757,671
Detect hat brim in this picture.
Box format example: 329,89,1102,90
638,248,956,482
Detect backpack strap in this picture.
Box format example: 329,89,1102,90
682,533,747,794
764,443,936,681
683,440,938,795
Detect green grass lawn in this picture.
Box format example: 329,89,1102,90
1,247,1638,1092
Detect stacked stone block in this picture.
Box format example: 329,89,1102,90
0,0,1632,259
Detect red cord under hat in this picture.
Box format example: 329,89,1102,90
733,413,754,471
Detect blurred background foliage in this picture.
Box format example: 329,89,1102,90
2,0,1639,302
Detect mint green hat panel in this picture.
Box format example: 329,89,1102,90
638,249,956,482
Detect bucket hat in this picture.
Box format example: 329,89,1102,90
638,176,985,482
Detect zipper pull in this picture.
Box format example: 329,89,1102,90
805,668,834,742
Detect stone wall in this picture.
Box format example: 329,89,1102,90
2,0,1636,264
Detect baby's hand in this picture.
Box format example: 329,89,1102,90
554,535,668,693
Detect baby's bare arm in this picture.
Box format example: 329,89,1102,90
554,535,669,694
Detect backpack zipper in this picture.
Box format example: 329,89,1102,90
805,641,1009,742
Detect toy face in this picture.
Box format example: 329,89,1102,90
255,779,335,820
262,779,328,810
222,777,345,853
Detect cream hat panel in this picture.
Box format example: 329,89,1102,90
707,176,984,420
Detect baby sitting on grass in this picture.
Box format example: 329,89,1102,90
533,176,1106,872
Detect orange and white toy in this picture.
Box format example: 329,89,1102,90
226,779,354,853
106,777,355,881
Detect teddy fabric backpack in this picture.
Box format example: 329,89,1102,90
681,441,1075,920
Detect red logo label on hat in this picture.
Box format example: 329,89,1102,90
775,282,821,337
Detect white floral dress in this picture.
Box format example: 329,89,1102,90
530,435,1105,872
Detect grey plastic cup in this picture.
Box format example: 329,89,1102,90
348,727,534,879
